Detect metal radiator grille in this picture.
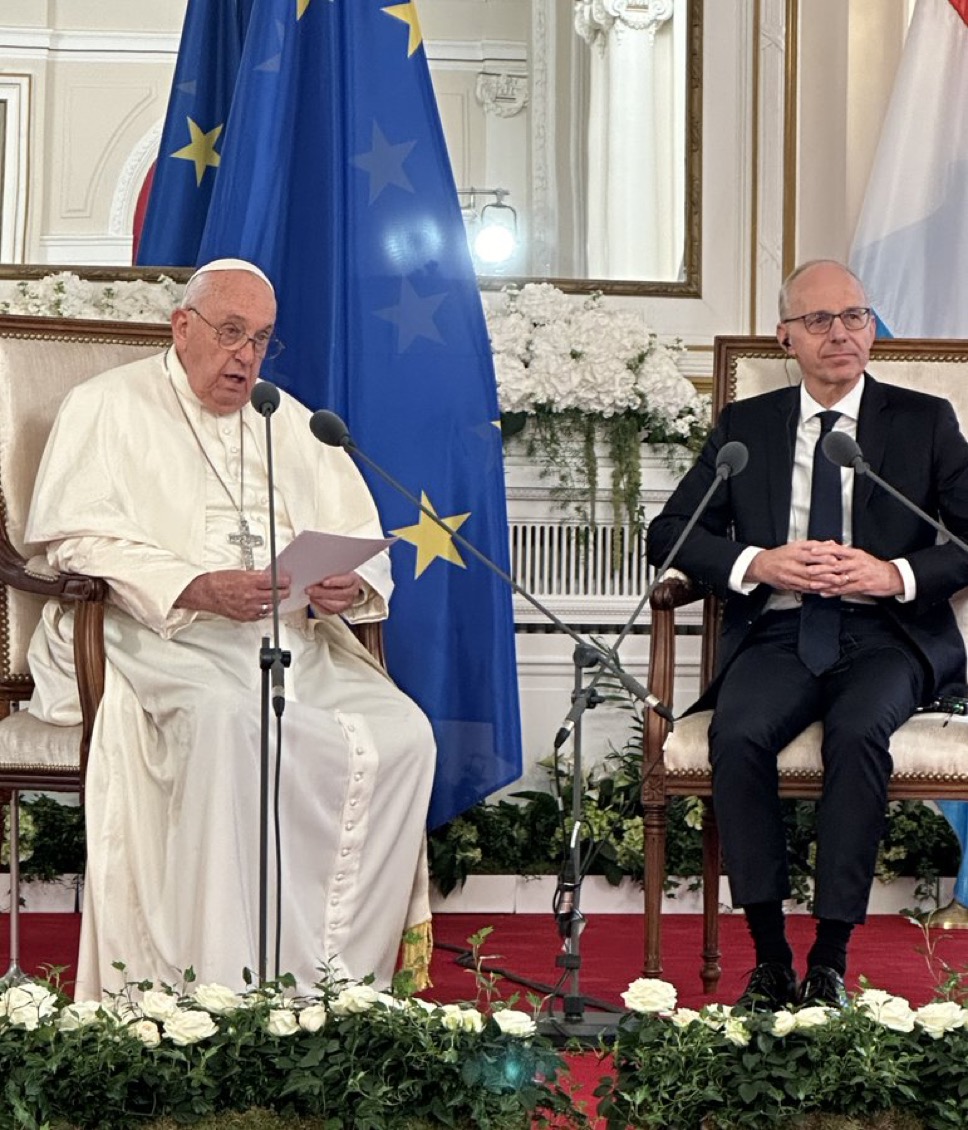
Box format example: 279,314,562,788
508,520,649,626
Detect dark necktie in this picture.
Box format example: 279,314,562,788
797,410,843,675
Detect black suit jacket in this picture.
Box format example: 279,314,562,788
647,376,968,702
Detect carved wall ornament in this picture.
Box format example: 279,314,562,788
575,0,676,49
475,71,529,118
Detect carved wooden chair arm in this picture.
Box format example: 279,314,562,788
351,620,386,668
643,573,704,778
0,533,106,798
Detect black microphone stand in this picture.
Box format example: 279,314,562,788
540,442,746,1042
309,412,673,720
252,382,290,985
309,413,747,1041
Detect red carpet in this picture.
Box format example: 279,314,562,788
4,910,967,1129
3,909,965,1008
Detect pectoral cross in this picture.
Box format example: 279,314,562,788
229,516,264,571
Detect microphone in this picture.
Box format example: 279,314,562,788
251,381,281,418
310,409,349,447
551,438,749,749
821,429,867,473
716,440,749,479
308,408,674,720
822,431,968,558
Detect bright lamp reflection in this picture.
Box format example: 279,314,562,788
474,224,516,264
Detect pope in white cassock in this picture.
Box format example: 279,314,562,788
23,259,436,1000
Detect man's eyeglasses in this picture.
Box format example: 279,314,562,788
187,306,284,360
780,306,873,335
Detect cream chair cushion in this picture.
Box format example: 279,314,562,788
0,318,170,775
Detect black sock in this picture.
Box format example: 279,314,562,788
807,919,853,976
744,901,793,969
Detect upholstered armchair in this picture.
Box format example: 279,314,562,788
642,336,968,993
0,315,173,980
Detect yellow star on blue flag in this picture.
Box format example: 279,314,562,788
391,493,470,578
382,2,423,56
171,118,223,186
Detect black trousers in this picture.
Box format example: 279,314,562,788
707,605,926,923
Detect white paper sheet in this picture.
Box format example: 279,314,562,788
275,530,396,613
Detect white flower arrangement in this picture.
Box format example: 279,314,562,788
608,976,968,1127
486,281,707,436
0,270,181,323
485,282,710,539
0,973,575,1128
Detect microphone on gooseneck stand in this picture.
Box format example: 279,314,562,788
251,381,287,713
821,430,968,559
307,409,673,720
551,438,750,750
249,380,290,986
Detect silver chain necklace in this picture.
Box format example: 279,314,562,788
167,360,264,570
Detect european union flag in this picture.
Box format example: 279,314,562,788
140,0,522,829
136,0,253,265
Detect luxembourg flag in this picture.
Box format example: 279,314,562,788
850,0,968,338
850,0,968,906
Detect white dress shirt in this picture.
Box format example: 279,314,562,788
728,376,915,603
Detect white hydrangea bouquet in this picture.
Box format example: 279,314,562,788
485,282,709,538
0,270,180,322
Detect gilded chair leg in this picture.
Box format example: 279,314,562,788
1,788,28,986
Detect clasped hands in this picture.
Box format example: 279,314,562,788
176,569,364,621
745,540,903,599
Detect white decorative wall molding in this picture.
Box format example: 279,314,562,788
0,26,178,61
37,234,133,266
426,38,526,66
529,0,556,276
0,75,30,262
475,71,529,117
110,120,163,238
754,0,789,332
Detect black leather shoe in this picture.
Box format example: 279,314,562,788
734,962,798,1012
797,965,849,1009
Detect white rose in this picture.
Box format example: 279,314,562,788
56,1000,104,1031
794,1006,831,1030
376,992,405,1011
133,1019,161,1047
861,994,916,1033
438,1003,467,1031
193,984,242,1015
298,1003,328,1033
771,1010,797,1037
163,1009,218,1046
437,1003,485,1033
669,1007,701,1028
915,1001,968,1039
266,1008,299,1037
621,978,678,1014
492,1009,536,1038
331,984,380,1016
140,989,179,1021
855,987,893,1008
723,1017,751,1047
0,982,59,1030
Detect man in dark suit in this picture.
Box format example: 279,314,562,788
647,259,968,1010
